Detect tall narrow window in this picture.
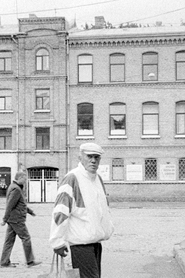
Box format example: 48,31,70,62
176,51,185,80
0,97,11,110
110,103,126,135
78,55,92,83
112,158,124,181
110,53,125,82
145,158,157,181
36,127,50,150
179,158,185,180
0,51,11,71
142,52,158,81
77,103,93,135
36,89,50,110
176,101,185,134
36,49,49,71
143,102,159,135
0,128,12,150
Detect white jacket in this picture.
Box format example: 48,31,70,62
49,162,114,249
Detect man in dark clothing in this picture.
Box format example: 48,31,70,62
0,171,41,268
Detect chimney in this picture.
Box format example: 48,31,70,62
95,16,105,29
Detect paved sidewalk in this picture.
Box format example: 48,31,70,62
0,199,185,277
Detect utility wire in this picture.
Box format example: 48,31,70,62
0,0,119,16
118,6,185,26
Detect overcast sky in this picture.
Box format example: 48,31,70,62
1,0,185,28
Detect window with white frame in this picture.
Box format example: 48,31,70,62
176,51,185,80
179,158,185,180
0,51,11,71
36,89,50,110
110,53,125,82
112,158,124,180
143,102,159,135
176,101,185,135
36,48,49,71
0,128,12,150
0,96,11,110
145,158,157,181
78,54,93,83
110,103,126,135
142,52,158,81
36,127,50,150
77,103,93,136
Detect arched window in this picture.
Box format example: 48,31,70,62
110,53,125,82
142,102,159,135
36,48,49,71
77,103,93,135
176,51,185,80
78,54,93,83
176,101,185,134
142,52,158,81
109,102,126,135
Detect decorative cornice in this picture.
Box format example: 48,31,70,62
69,37,185,48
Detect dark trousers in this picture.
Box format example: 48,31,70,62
0,222,35,266
70,243,102,278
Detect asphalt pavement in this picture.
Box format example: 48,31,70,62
0,199,185,277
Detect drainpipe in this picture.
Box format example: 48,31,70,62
11,35,19,172
65,33,70,173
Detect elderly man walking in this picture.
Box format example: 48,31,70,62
0,171,41,268
50,143,114,278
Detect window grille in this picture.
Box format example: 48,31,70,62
179,158,185,180
112,158,124,181
145,158,157,181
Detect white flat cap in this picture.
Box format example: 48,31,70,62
80,143,104,155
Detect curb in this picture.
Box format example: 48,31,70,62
173,244,185,275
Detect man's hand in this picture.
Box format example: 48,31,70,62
54,246,68,257
1,221,6,226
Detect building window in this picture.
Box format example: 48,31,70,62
36,89,50,110
110,103,126,135
0,51,11,71
176,101,185,135
78,54,92,83
36,48,49,71
112,158,124,180
110,53,125,82
143,102,159,135
0,128,12,150
179,158,185,180
77,103,93,136
145,158,157,181
0,97,11,110
142,52,158,81
176,51,185,80
36,127,50,150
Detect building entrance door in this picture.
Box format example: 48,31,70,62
0,167,11,197
27,167,59,203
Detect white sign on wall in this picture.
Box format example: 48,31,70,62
126,165,143,181
160,164,176,181
98,165,110,181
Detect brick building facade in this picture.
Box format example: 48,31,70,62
68,27,185,201
0,16,185,201
0,17,68,201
